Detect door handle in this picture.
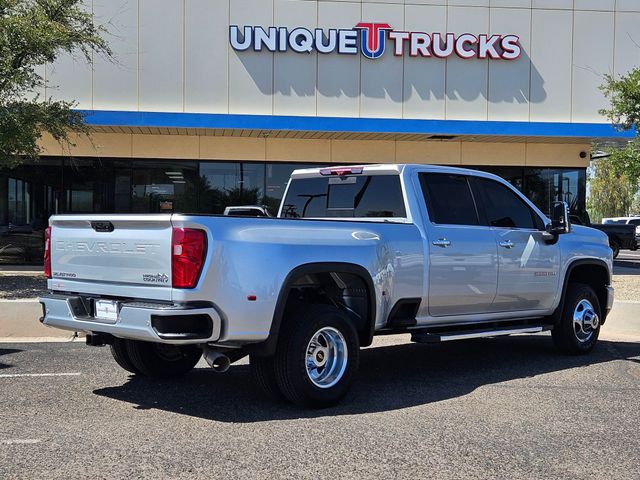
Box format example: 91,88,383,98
432,238,451,248
499,240,515,249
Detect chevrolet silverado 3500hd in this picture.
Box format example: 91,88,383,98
39,164,614,407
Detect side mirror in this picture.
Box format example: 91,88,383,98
546,201,571,236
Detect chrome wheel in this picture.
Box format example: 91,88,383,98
305,327,348,389
573,299,599,343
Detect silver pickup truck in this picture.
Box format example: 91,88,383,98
39,164,614,407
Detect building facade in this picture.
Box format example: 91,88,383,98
1,0,638,263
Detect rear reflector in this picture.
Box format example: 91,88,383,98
43,226,52,279
319,167,364,176
172,228,207,289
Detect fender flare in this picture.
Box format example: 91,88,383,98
552,258,611,322
247,262,377,357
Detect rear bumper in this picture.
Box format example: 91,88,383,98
38,293,222,344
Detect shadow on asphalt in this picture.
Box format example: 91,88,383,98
0,348,22,370
614,259,640,274
93,336,640,422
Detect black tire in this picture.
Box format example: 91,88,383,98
250,355,284,401
109,338,140,374
274,304,359,408
552,283,601,355
126,340,202,378
610,239,620,259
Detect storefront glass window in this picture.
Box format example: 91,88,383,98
131,161,198,213
0,158,62,264
474,166,524,190
199,162,242,213
523,168,586,218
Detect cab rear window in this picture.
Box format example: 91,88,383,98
281,175,406,218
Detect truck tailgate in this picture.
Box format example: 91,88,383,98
49,215,174,300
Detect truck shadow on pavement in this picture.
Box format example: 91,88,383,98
93,335,640,422
614,259,640,274
0,348,22,370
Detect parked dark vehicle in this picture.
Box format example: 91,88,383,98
0,223,46,264
570,214,636,258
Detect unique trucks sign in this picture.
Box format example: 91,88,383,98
230,23,521,60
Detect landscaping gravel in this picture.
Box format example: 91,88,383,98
0,274,48,300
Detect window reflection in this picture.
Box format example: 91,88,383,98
0,158,62,264
131,161,198,213
524,168,586,218
471,166,586,218
199,163,265,214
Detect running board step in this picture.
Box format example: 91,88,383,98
411,325,551,344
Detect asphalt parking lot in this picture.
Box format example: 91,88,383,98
1,334,639,479
614,249,640,273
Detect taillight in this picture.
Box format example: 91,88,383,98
43,226,52,279
172,228,207,288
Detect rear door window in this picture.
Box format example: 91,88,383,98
419,174,480,226
281,175,406,218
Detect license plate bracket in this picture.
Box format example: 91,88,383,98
94,299,119,323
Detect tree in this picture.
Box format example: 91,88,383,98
0,0,110,167
595,67,640,213
600,69,640,133
587,158,637,223
606,139,640,186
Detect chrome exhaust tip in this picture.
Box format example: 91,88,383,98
203,349,231,373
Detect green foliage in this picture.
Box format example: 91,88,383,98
597,65,640,219
587,158,637,223
0,0,111,167
606,139,640,185
600,68,640,132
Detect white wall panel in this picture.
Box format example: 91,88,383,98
138,0,183,112
488,7,531,121
446,7,489,120
93,0,138,110
531,0,572,9
490,0,531,7
229,0,274,114
529,9,572,122
450,0,489,6
360,2,404,118
184,0,229,113
574,0,615,11
572,10,614,122
617,0,640,12
407,0,447,5
46,0,93,108
47,54,93,109
402,4,447,119
273,0,317,116
317,1,361,117
614,12,640,77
